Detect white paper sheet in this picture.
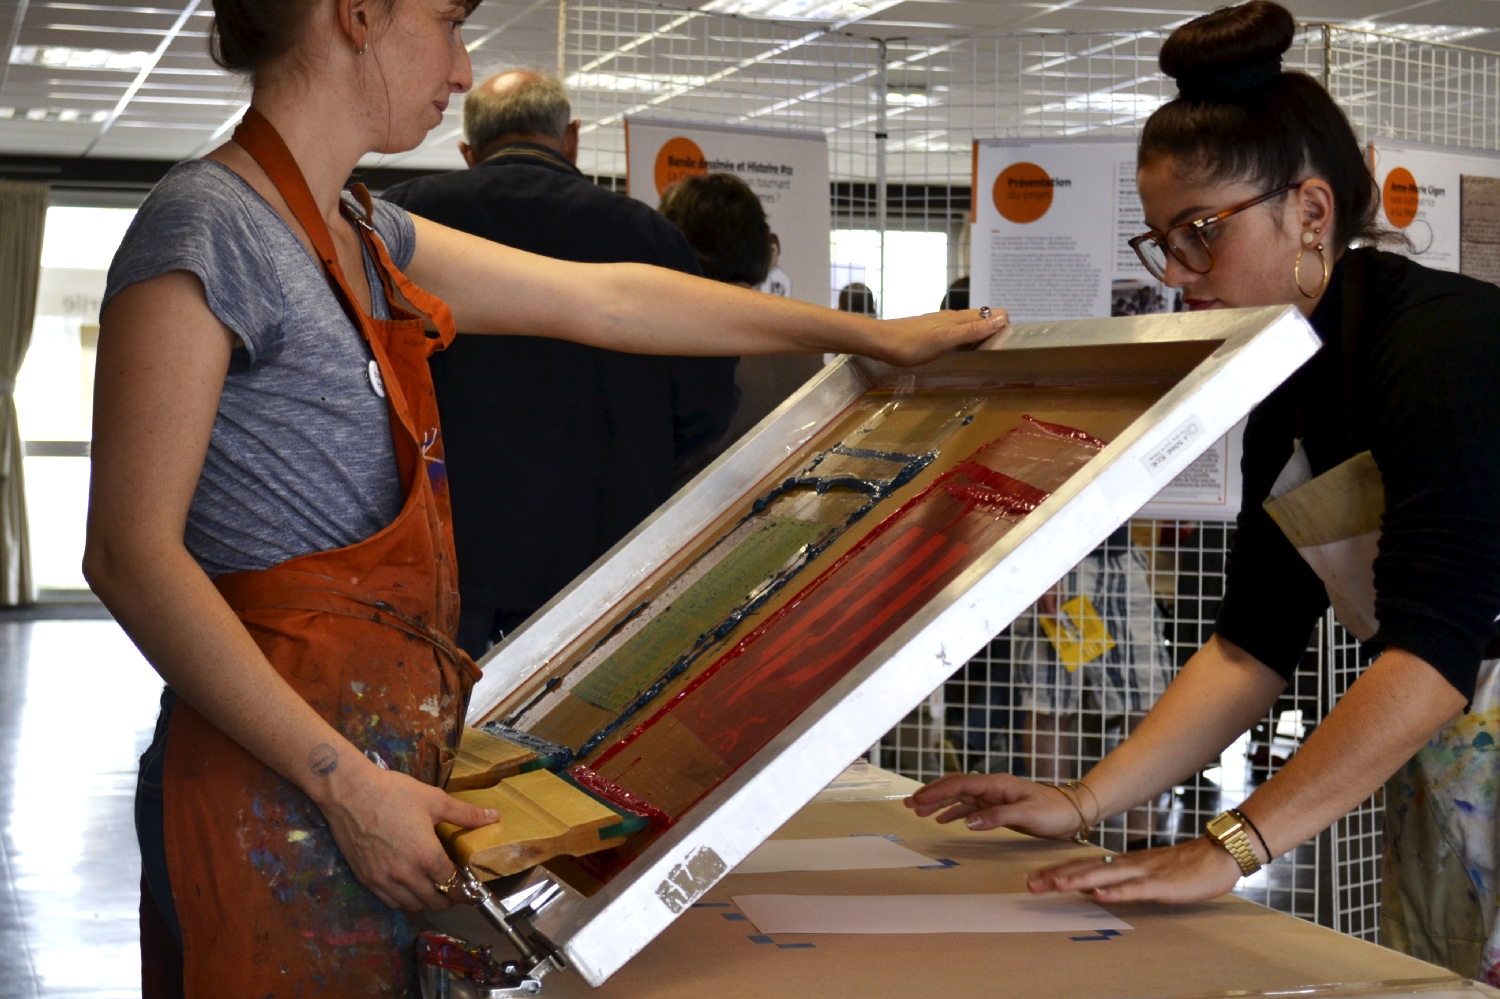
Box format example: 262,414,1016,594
824,760,890,791
730,892,1132,935
734,837,934,875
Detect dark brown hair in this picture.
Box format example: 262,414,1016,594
210,0,482,78
659,173,773,287
1140,1,1379,248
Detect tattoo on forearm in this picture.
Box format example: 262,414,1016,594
308,743,339,777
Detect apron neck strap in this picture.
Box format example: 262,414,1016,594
232,108,346,278
231,107,458,347
346,181,458,348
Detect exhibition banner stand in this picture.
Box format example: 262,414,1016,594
970,137,1169,323
625,118,831,307
1368,138,1500,283
970,137,1238,519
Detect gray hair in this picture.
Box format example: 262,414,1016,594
464,73,572,154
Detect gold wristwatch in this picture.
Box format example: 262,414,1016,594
1206,810,1262,876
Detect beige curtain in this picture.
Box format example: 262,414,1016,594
0,182,47,605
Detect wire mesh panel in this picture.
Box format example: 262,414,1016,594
552,1,1500,939
1327,26,1500,152
875,529,1377,932
1328,613,1384,942
564,2,879,186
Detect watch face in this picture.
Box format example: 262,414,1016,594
1207,813,1242,838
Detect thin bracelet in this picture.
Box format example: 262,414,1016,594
1045,783,1091,844
1231,808,1272,862
1067,779,1102,826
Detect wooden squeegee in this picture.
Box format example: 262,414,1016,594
441,725,659,879
446,723,578,792
446,726,539,791
438,769,637,880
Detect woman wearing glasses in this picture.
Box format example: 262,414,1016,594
908,0,1500,980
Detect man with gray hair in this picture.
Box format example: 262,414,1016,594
384,71,739,657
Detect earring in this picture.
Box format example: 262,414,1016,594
356,43,368,55
1294,229,1328,298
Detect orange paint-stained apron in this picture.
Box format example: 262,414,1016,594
160,108,479,997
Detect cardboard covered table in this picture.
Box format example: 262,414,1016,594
432,769,1477,999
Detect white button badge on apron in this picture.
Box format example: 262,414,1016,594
368,359,387,399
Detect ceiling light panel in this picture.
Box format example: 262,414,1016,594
10,45,153,70
1340,20,1492,44
698,0,903,24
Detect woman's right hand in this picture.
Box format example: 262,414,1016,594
903,773,1086,840
317,758,498,914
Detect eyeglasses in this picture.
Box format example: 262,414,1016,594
1128,185,1296,282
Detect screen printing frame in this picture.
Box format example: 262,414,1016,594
465,305,1321,987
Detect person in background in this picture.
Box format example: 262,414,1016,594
758,232,791,297
661,173,824,480
382,71,738,657
839,281,878,316
940,275,969,311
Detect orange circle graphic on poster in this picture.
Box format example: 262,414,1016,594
1383,167,1419,228
655,137,708,195
993,162,1055,224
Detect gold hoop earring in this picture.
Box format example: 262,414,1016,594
1294,241,1329,299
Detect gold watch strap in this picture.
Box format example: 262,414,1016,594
1207,810,1262,876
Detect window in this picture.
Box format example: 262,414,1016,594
19,206,137,591
829,229,951,320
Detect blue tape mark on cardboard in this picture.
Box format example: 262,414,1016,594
1069,929,1124,942
722,912,749,922
851,833,902,841
691,902,731,908
748,934,816,949
917,858,959,869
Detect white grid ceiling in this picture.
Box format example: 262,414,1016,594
0,0,560,164
2,0,1500,167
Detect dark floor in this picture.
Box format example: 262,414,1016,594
0,619,158,999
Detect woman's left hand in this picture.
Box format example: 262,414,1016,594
1026,837,1243,905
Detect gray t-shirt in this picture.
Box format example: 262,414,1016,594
103,159,417,577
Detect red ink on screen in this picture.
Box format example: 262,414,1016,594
591,416,1106,822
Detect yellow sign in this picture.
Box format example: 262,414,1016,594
1038,595,1115,671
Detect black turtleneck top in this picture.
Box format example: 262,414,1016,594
1215,248,1500,700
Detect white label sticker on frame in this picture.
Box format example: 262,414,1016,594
1141,417,1203,477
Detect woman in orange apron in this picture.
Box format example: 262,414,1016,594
87,3,1004,996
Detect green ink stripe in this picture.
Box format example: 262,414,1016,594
572,517,827,713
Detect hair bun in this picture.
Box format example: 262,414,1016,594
1160,1,1295,101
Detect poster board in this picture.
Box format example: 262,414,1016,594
970,137,1240,520
1135,417,1245,522
970,137,1170,324
625,118,831,307
1368,138,1500,282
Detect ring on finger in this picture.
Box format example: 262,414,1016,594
1101,854,1115,865
978,306,992,320
433,868,463,894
